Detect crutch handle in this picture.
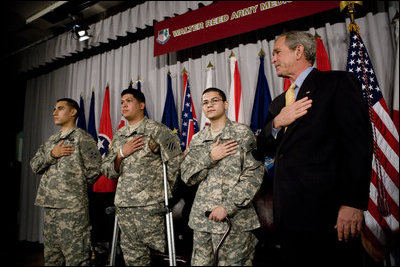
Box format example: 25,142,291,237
204,210,231,266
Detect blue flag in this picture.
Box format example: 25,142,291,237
77,95,87,130
250,54,274,177
162,73,180,136
88,91,98,142
250,54,272,133
136,80,149,118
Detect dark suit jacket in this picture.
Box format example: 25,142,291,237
253,68,373,234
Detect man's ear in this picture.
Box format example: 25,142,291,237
295,44,304,60
139,102,146,110
224,101,229,111
71,108,78,118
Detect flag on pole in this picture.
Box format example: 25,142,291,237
283,34,331,91
227,52,244,123
180,69,199,151
94,84,117,192
200,62,213,129
250,51,274,177
346,23,399,262
136,77,149,118
250,52,272,134
87,90,98,142
162,72,180,136
77,94,87,130
393,16,399,133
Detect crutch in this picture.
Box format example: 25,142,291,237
163,162,177,266
205,211,232,266
107,206,119,266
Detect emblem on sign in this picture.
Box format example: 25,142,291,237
156,28,170,44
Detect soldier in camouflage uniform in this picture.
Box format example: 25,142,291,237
181,87,264,266
101,88,181,266
30,98,102,266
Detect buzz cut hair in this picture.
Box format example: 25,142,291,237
121,88,146,103
202,87,227,101
57,98,80,119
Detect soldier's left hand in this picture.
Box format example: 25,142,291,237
209,206,228,222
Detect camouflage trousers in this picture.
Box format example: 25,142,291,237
191,230,258,266
117,203,166,266
43,207,91,266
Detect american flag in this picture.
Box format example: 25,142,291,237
346,25,399,260
180,71,199,151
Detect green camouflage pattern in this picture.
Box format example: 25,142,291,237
101,117,181,207
191,230,258,266
43,206,91,266
116,204,166,266
30,127,102,208
181,119,264,234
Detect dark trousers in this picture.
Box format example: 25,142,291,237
278,227,364,266
88,191,115,245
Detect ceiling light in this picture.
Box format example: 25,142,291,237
72,24,90,42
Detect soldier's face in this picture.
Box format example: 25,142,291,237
53,101,76,126
121,94,145,121
202,91,227,121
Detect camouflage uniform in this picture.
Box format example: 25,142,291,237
101,117,181,266
181,119,264,266
30,127,102,266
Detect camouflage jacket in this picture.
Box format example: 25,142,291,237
101,117,181,207
30,127,102,208
181,119,264,234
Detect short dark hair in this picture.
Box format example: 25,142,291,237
202,87,226,101
121,88,146,103
57,98,79,119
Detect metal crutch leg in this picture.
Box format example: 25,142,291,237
163,162,177,266
107,207,119,266
205,211,232,266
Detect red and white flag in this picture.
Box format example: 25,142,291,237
180,69,199,151
94,85,117,192
227,53,244,123
346,24,399,262
200,62,213,129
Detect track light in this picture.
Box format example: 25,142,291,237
72,24,90,42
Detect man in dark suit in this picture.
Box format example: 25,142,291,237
253,31,373,265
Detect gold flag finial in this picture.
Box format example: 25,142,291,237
340,1,363,23
207,61,214,69
129,80,133,86
258,48,265,57
167,70,171,75
314,32,321,39
107,82,109,88
229,51,235,58
182,67,187,74
136,76,142,83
